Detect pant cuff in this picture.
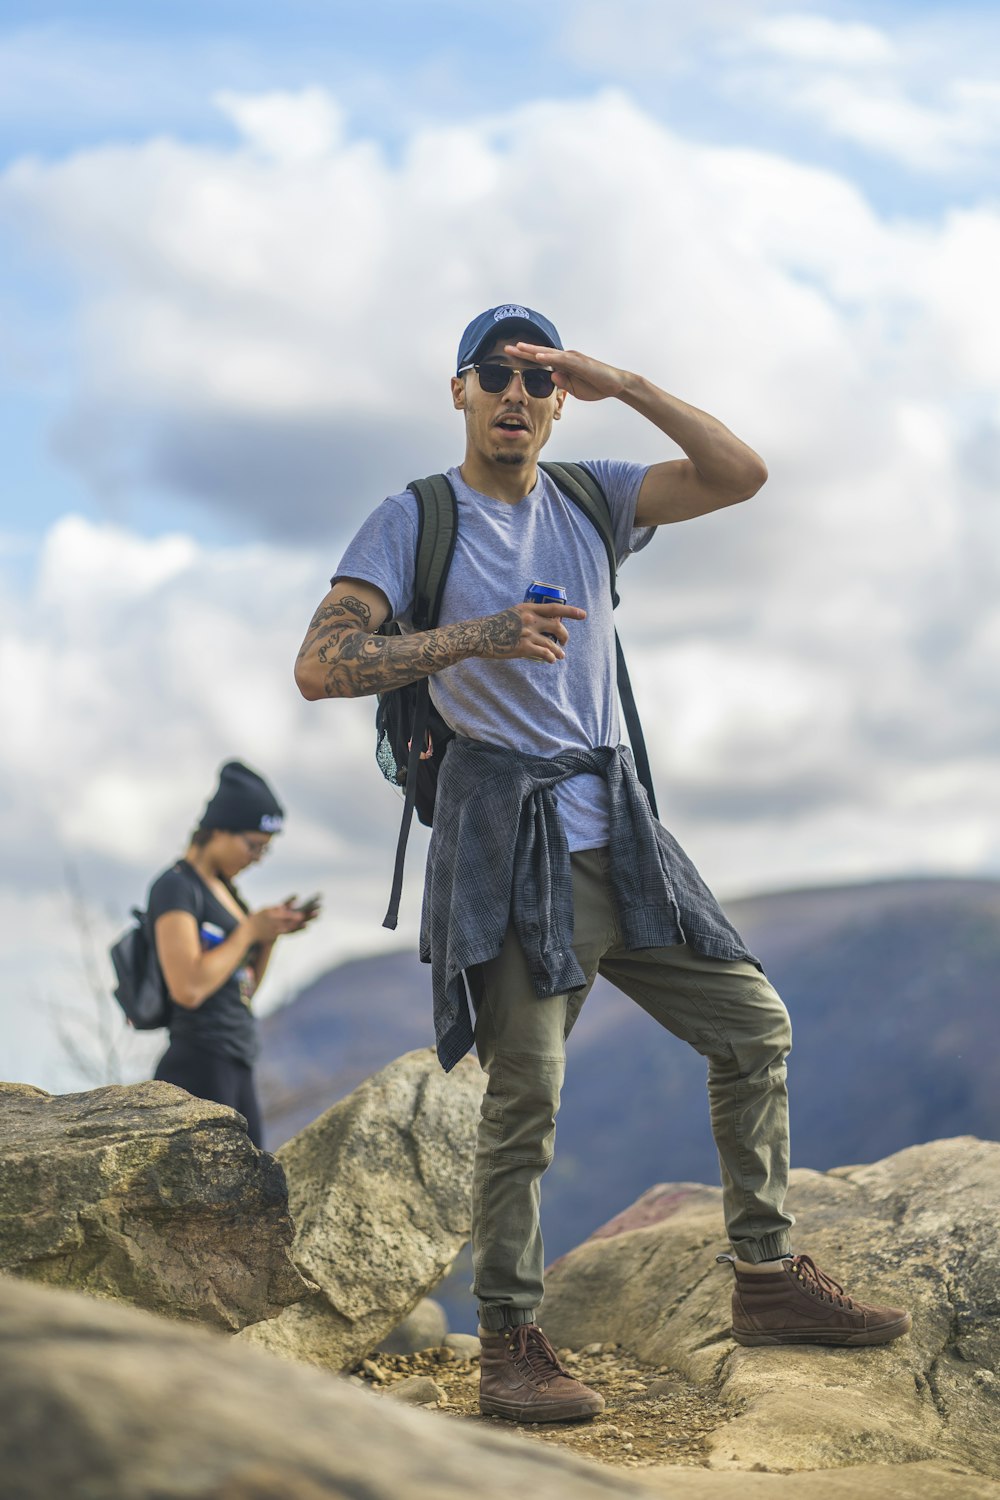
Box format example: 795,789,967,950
477,1305,536,1332
730,1229,793,1263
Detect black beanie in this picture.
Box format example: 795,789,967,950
198,761,284,835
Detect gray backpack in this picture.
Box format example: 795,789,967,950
110,866,204,1030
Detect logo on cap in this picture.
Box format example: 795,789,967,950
259,814,283,833
494,304,530,323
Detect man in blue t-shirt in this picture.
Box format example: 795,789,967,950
295,304,911,1423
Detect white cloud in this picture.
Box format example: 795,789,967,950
215,88,345,164
781,74,1000,174
4,85,998,536
733,6,1000,177
565,0,778,74
564,2,1000,177
1,81,998,1090
748,14,896,66
11,517,342,864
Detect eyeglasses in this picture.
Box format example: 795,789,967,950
459,362,556,398
239,834,272,858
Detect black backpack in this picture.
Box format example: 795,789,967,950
109,866,204,1029
376,460,658,929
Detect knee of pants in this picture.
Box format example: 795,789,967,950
756,990,793,1060
480,1051,564,1160
711,990,792,1088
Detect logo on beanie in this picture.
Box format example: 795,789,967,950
259,813,283,833
494,304,530,323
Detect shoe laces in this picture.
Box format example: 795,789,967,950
503,1324,571,1381
789,1254,856,1309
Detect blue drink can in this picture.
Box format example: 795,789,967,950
524,580,568,642
524,580,568,607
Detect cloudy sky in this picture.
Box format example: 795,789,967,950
2,0,998,1091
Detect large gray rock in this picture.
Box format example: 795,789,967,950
0,1081,311,1330
542,1138,1000,1480
1,1274,995,1500
0,1272,646,1500
240,1048,484,1369
377,1295,448,1355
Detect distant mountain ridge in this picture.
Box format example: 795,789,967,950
258,875,1000,1286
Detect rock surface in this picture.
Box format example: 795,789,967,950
541,1137,1000,1480
354,1338,731,1468
384,1374,443,1405
240,1048,484,1369
0,1272,651,1500
3,1258,994,1500
444,1331,481,1358
377,1295,449,1354
639,1466,999,1497
0,1080,310,1330
363,1338,999,1495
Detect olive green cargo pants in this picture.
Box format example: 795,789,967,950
468,847,794,1331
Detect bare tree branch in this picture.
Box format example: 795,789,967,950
47,860,158,1088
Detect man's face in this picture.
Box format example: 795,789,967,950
451,333,566,469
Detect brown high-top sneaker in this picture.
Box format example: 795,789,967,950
479,1324,605,1422
718,1253,912,1347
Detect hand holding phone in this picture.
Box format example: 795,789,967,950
291,894,322,921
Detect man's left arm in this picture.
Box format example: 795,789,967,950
510,342,768,525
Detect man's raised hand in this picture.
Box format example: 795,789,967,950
505,342,629,402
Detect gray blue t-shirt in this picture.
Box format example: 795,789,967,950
334,460,654,850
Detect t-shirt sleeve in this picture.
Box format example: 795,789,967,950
579,459,655,565
331,493,419,624
148,867,199,923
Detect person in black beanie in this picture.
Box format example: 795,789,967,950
148,761,319,1146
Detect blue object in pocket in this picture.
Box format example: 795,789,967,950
199,922,225,949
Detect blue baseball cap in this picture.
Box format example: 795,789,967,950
456,304,563,375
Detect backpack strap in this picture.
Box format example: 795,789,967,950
541,461,659,818
409,474,459,630
614,633,658,819
382,475,459,931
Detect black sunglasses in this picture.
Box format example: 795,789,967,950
239,833,272,858
460,362,556,398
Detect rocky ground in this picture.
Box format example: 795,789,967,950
352,1341,729,1470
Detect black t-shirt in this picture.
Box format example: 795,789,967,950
147,861,259,1066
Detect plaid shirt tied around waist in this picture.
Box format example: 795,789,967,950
420,737,760,1071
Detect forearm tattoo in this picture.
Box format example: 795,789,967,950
300,597,522,698
297,596,372,656
296,598,370,668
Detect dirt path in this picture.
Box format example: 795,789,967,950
352,1341,729,1470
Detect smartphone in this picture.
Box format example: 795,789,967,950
292,894,321,917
